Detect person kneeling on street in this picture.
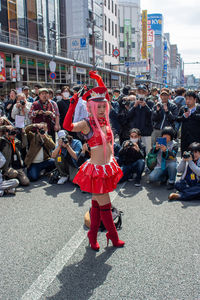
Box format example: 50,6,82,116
51,130,82,184
149,126,178,190
169,142,200,201
118,128,146,186
25,123,55,181
0,151,19,196
0,126,30,186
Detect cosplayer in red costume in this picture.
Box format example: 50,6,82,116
63,71,125,250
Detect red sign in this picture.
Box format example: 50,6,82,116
0,52,6,82
112,48,120,57
11,68,17,79
49,72,56,80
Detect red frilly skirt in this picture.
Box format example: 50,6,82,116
73,157,123,194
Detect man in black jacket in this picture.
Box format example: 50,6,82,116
127,85,154,153
176,90,200,156
151,88,178,146
118,128,146,186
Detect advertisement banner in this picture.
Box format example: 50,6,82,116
0,52,6,82
148,14,163,35
124,19,132,57
142,10,147,59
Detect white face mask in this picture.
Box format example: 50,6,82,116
138,94,145,100
63,92,69,99
130,138,139,143
56,95,62,101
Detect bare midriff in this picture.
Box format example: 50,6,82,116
90,143,113,165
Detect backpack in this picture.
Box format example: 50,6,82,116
146,151,157,171
84,205,123,231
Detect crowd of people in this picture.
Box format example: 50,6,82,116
1,79,200,204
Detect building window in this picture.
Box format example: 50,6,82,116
105,15,107,31
112,21,114,36
112,44,114,53
108,18,110,33
112,0,114,13
109,42,111,54
120,41,124,48
108,0,110,10
131,42,135,48
104,0,106,6
131,27,135,34
120,27,124,33
115,24,117,38
115,4,117,16
105,40,107,55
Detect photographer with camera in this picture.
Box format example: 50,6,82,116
118,128,146,186
151,89,178,146
176,91,200,156
169,142,200,201
25,123,55,181
11,93,32,126
149,126,178,190
127,85,154,153
51,130,82,184
0,125,29,186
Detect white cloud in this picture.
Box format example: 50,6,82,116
141,0,200,76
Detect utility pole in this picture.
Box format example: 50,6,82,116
126,31,130,85
91,0,96,70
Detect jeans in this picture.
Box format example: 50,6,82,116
120,159,145,182
149,161,177,184
175,180,200,201
27,159,55,181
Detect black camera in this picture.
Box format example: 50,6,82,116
183,151,191,159
39,129,45,135
20,100,25,106
184,107,188,112
62,137,69,144
8,129,17,136
127,141,133,147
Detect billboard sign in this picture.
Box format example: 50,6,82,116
70,38,87,51
124,19,132,57
0,52,6,82
142,10,148,59
148,14,163,35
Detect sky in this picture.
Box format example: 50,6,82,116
141,0,200,77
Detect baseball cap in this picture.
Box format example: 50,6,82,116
38,88,49,94
137,84,147,91
57,130,66,139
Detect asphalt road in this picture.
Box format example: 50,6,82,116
1,174,200,300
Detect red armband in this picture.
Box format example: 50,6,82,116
63,94,78,131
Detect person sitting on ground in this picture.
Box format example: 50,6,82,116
0,151,19,196
25,123,55,181
51,130,82,184
0,126,29,186
148,126,178,190
169,142,200,201
118,128,146,186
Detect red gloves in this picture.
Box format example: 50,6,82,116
89,71,109,101
63,93,78,131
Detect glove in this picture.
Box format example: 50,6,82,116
63,94,78,131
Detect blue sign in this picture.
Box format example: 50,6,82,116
148,14,163,35
80,38,86,48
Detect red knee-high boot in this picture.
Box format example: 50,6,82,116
87,200,101,251
100,203,125,247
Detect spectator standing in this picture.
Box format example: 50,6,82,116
151,88,178,146
29,88,56,137
11,93,32,126
57,86,70,129
22,86,34,103
5,89,17,122
176,90,200,156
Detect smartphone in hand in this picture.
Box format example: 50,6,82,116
156,137,167,146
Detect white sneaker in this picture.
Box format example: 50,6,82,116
57,176,69,185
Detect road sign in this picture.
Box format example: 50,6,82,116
70,38,87,51
112,48,120,57
49,61,56,72
49,72,56,80
124,60,147,68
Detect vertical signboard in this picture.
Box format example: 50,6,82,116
0,52,6,82
124,19,131,57
142,10,147,59
147,14,163,35
163,40,168,84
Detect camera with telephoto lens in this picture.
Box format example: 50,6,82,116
20,100,25,106
127,141,133,147
183,151,192,159
184,106,188,112
39,128,45,135
62,137,69,144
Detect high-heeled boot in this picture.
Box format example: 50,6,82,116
100,203,125,247
87,200,101,251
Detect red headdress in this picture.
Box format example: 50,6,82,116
82,86,108,102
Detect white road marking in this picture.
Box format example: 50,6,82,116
21,182,126,300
